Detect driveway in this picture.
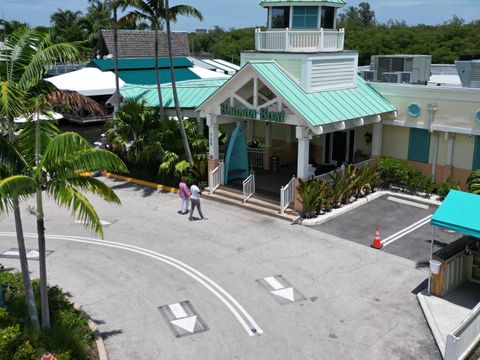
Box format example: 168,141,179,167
312,194,462,265
0,178,440,359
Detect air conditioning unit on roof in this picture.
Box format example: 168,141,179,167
396,71,411,83
360,70,376,81
382,72,398,83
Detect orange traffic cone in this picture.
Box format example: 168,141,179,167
371,228,383,249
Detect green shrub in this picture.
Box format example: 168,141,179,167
438,177,461,200
0,324,23,359
13,341,37,360
467,170,480,194
297,179,324,218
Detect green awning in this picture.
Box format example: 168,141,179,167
87,57,193,71
431,190,480,238
121,78,228,109
117,68,200,85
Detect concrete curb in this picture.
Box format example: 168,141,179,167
102,172,178,194
417,291,446,358
69,299,109,360
301,190,441,226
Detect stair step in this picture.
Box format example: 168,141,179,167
203,188,298,222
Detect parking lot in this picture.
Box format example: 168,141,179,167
312,194,462,265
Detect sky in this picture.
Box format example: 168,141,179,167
1,0,479,31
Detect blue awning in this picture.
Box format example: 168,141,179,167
431,190,480,238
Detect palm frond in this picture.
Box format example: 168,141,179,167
169,5,204,22
41,132,92,166
44,90,105,117
0,175,35,213
52,176,121,204
0,81,26,118
47,181,104,238
19,42,80,91
57,148,128,174
0,136,29,177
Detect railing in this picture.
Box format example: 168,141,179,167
248,148,264,168
314,159,373,182
280,176,296,215
314,164,345,182
208,161,224,195
255,28,345,53
242,174,255,203
445,302,480,360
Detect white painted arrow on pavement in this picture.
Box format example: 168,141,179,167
26,250,40,259
170,316,197,333
271,288,295,302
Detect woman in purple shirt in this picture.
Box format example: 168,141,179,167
178,176,190,214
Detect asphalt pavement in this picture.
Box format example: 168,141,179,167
0,178,440,359
313,194,461,265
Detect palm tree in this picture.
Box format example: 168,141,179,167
0,27,81,329
50,9,88,43
0,120,127,330
164,0,202,163
121,0,202,128
0,28,115,330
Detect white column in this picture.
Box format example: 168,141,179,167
285,125,292,143
197,117,204,134
265,122,272,148
207,114,219,160
371,122,382,156
431,132,440,178
446,132,455,166
296,126,311,179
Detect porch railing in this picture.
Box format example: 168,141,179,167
280,176,296,215
445,302,480,360
255,28,345,53
209,161,224,195
243,174,255,203
248,148,264,168
314,159,373,182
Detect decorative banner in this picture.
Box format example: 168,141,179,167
220,104,285,123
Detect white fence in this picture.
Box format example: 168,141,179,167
208,161,224,195
445,302,480,360
443,252,469,296
242,174,255,203
280,176,296,215
255,28,345,53
248,148,264,168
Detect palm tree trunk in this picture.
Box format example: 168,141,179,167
7,118,40,329
13,199,40,329
113,2,122,117
164,1,193,163
154,22,165,119
35,113,50,329
36,188,50,329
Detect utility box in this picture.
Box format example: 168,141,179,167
370,54,432,84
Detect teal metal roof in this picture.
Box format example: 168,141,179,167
431,190,480,238
117,68,200,85
121,78,228,109
260,0,346,6
248,61,395,127
88,57,193,71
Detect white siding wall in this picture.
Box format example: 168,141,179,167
307,56,357,92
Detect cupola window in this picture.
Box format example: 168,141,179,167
292,6,319,29
321,6,335,29
271,7,290,28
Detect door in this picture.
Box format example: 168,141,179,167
332,131,347,166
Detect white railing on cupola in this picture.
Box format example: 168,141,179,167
255,28,345,53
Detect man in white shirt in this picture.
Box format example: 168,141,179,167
189,180,207,220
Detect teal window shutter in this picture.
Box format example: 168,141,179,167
408,128,430,163
292,6,318,29
473,136,480,170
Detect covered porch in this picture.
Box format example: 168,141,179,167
196,60,396,213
